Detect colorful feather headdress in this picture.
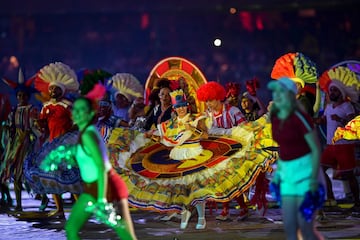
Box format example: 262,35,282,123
271,52,318,86
34,62,79,95
77,68,112,96
109,73,144,102
319,65,360,102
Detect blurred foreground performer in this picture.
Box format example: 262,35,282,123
268,77,323,240
65,88,137,240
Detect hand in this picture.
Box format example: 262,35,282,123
201,131,209,139
267,101,273,112
150,135,159,142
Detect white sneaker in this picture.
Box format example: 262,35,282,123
180,210,191,229
196,217,206,230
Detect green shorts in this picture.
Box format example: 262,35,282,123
278,153,314,196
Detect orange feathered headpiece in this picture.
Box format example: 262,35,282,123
271,52,318,86
196,81,226,102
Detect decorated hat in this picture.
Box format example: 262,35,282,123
170,89,188,108
2,68,36,95
271,52,318,86
319,65,360,102
109,73,144,102
34,62,79,95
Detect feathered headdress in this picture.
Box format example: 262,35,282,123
318,66,360,102
77,68,112,96
196,81,226,102
271,52,318,86
34,62,79,95
2,68,36,95
109,73,144,102
245,77,260,96
225,82,240,99
85,83,107,101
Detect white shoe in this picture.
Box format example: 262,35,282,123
180,210,191,229
196,217,206,230
159,212,178,221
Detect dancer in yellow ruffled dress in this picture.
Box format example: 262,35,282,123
107,57,278,229
151,89,209,229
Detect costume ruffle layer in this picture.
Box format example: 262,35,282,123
333,115,360,142
1,128,35,181
24,131,83,194
109,115,278,212
108,128,150,169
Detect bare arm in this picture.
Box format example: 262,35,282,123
313,82,321,117
304,129,321,191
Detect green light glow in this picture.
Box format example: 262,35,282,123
40,144,78,172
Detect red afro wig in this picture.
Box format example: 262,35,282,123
196,81,226,102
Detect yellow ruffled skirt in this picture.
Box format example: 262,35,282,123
108,115,278,212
